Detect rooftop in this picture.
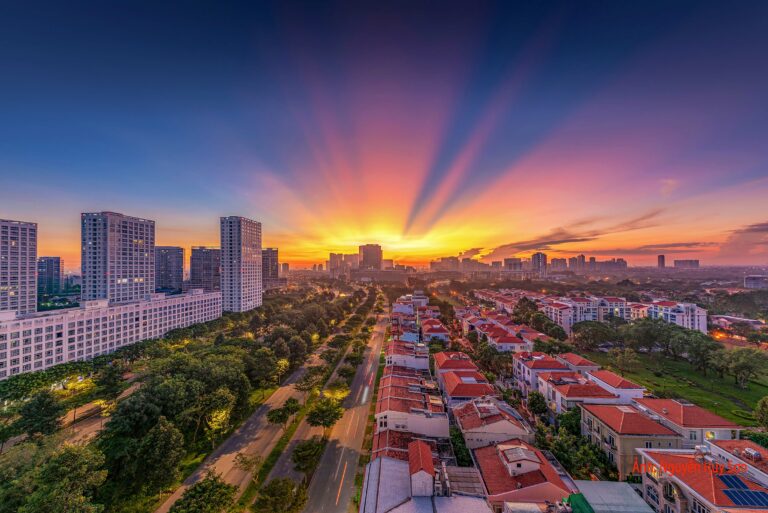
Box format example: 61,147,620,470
443,371,495,398
558,352,599,368
433,351,478,371
589,370,643,390
634,398,741,429
581,404,679,436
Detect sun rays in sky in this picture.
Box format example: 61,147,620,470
0,1,767,269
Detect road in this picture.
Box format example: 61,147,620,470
304,315,386,513
154,353,321,513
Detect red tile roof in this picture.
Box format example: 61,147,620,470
654,301,678,307
525,358,568,370
642,450,768,507
453,398,525,431
474,438,572,500
711,439,768,474
408,440,435,476
634,398,741,428
371,430,437,462
558,352,598,368
443,371,495,398
433,352,478,371
589,370,643,389
555,383,617,399
581,405,678,436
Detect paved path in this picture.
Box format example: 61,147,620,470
154,356,318,513
303,315,386,513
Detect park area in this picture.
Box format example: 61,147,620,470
586,351,766,426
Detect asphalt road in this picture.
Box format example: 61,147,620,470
304,315,386,513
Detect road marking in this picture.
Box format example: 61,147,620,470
334,447,346,477
335,461,348,505
346,411,357,435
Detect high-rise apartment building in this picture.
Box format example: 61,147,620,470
504,258,522,271
190,247,221,292
0,219,37,315
658,255,666,268
359,244,383,270
550,258,567,270
220,216,262,312
81,212,155,303
37,256,63,295
155,246,184,292
262,248,279,289
674,259,700,269
281,262,289,274
531,252,547,276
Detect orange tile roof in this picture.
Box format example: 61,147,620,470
371,430,437,462
555,383,617,399
581,404,678,436
558,352,598,368
474,438,571,498
433,351,478,371
525,358,568,370
443,371,495,398
589,370,643,389
453,398,524,431
408,440,435,476
634,398,741,428
642,450,768,507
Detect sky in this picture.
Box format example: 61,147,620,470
1,0,767,270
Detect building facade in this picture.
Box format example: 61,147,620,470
262,247,279,289
220,216,262,312
0,290,221,379
37,256,63,296
190,247,221,292
81,212,155,303
155,246,184,292
359,244,383,270
0,220,37,316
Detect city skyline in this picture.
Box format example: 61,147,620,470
2,1,768,268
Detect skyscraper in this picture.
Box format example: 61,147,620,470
328,253,344,277
359,244,383,270
531,252,547,276
504,257,522,271
281,262,289,274
220,216,262,312
37,256,63,295
155,246,184,292
262,248,279,289
0,219,37,315
658,255,666,268
190,247,221,292
81,212,155,303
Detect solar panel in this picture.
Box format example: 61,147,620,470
718,474,747,489
724,489,768,507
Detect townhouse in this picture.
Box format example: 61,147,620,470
580,404,682,479
453,396,534,448
375,366,449,437
433,351,478,390
632,398,742,448
512,351,569,397
536,371,620,415
587,370,646,403
556,352,600,375
442,370,495,407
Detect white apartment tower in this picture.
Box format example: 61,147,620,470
0,219,37,315
81,212,155,303
220,216,262,312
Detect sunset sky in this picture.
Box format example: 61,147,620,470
1,1,767,270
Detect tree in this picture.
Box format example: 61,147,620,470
254,478,308,513
295,373,323,401
95,363,125,399
754,397,768,430
136,417,185,492
512,297,539,324
169,471,236,513
306,398,344,429
527,391,548,417
19,445,106,513
291,436,324,474
337,364,357,383
287,336,308,368
204,387,235,448
234,452,263,486
250,348,278,387
609,348,639,375
16,390,66,436
728,347,768,389
449,426,472,466
572,321,616,352
271,338,290,360
557,407,581,436
283,397,302,416
266,407,290,429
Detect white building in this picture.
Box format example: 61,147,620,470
220,216,262,312
0,219,37,315
81,212,155,303
0,289,221,379
647,301,708,334
453,396,535,448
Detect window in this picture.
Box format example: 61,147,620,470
689,431,698,441
646,485,659,505
691,499,710,513
645,441,654,448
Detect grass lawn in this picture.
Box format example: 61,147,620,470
586,351,766,426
